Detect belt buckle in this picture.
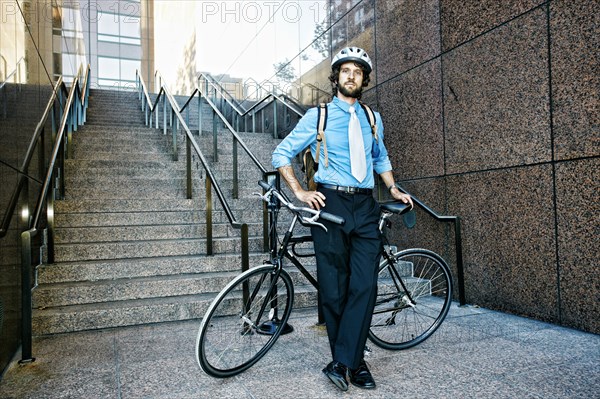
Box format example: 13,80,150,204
343,186,353,194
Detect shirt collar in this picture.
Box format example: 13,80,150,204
332,96,358,114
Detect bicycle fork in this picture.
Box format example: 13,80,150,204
379,223,418,315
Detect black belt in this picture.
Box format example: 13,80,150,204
317,183,373,195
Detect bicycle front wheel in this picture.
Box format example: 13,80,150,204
196,265,294,378
369,248,452,350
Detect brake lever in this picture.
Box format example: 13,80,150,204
253,190,272,203
303,213,328,232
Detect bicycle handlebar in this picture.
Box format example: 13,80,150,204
258,180,345,226
317,211,345,225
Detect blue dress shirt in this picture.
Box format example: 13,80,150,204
272,96,393,189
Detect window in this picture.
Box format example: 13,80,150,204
98,11,141,45
98,57,140,88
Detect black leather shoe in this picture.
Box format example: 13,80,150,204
349,359,376,389
322,361,349,391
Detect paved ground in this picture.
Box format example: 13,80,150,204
0,304,598,399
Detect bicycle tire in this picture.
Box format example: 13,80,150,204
369,248,452,350
196,264,294,378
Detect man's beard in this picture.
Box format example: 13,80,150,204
337,81,363,98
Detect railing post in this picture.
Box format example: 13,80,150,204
19,229,35,364
212,110,218,162
454,217,466,306
232,138,238,199
163,95,167,134
198,92,202,135
66,109,73,159
38,128,46,186
58,137,66,200
206,178,213,256
47,179,56,264
172,111,178,162
186,137,192,199
273,99,278,139
263,194,269,253
241,223,249,273
82,87,88,123
155,99,160,129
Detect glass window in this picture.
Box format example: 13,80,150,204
120,59,140,82
98,12,120,36
98,57,120,80
120,15,140,38
61,53,77,76
98,11,140,45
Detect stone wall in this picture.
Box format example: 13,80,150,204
362,0,598,333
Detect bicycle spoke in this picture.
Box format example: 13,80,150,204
369,250,452,350
197,266,294,377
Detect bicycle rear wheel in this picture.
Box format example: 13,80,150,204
369,248,452,350
196,264,294,378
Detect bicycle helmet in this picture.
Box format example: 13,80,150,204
331,47,373,73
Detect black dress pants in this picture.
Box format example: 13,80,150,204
311,187,382,370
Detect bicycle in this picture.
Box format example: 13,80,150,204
196,178,453,378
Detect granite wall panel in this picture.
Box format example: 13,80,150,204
378,59,444,180
555,158,600,334
440,0,546,51
550,0,600,161
446,164,558,323
443,7,551,174
374,0,440,83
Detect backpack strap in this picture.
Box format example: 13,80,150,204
313,102,377,172
314,103,328,170
359,102,378,142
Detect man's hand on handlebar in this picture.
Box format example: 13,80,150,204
295,189,326,210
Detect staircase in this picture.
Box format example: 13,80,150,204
32,88,316,335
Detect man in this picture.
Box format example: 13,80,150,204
272,46,413,391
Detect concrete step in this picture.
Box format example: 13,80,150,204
33,264,318,309
54,222,264,243
37,253,269,284
53,235,266,262
31,285,319,335
64,178,191,199
54,208,265,227
33,271,241,308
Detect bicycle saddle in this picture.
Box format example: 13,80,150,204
380,201,412,215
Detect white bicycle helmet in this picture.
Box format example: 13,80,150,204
331,47,373,73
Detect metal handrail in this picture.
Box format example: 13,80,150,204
201,74,246,114
392,184,465,306
198,73,304,137
0,77,63,238
20,63,91,363
136,70,253,269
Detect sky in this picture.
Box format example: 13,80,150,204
195,0,328,83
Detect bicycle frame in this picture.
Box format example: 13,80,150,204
262,188,323,327
378,211,417,310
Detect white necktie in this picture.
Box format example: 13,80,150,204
348,106,367,182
